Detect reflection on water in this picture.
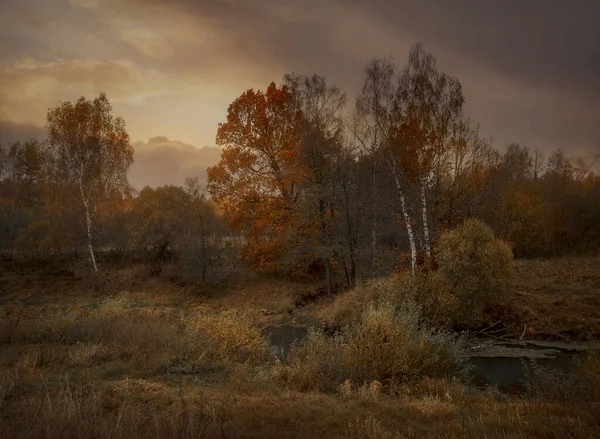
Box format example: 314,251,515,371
467,353,576,391
263,325,308,361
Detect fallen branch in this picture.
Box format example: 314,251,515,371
485,333,511,342
487,321,516,335
519,324,527,341
476,319,503,335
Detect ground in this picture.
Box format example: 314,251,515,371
510,258,600,340
0,258,599,438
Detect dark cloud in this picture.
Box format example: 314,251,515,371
129,136,222,189
128,0,600,91
128,0,599,154
1,0,598,184
355,0,600,96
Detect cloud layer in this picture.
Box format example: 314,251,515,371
129,137,222,189
1,0,598,186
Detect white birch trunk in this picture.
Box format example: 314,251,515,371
79,180,98,273
420,175,432,260
391,169,417,274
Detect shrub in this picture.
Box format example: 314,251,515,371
343,300,466,383
380,273,459,330
186,311,271,365
13,219,66,261
276,300,466,392
273,328,347,392
436,218,513,328
319,280,384,331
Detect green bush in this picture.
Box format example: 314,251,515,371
13,219,69,261
436,218,513,328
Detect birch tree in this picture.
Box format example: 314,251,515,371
44,93,133,273
354,58,421,273
391,43,464,262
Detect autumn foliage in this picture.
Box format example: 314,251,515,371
0,43,599,286
207,82,305,272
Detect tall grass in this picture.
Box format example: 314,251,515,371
276,299,466,392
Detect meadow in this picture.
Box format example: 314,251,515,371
1,257,599,439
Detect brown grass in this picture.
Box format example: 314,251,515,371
508,257,600,340
276,300,466,393
1,261,600,438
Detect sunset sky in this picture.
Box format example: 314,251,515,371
1,0,599,188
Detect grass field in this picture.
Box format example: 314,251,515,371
1,258,599,438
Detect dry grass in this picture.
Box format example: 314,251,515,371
313,279,384,331
275,300,466,393
524,349,600,403
509,257,600,339
317,257,600,341
1,261,600,438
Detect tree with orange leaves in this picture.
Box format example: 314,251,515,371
207,82,303,271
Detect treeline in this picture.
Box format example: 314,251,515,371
0,95,229,283
205,44,599,292
1,44,598,289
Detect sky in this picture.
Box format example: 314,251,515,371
1,0,599,188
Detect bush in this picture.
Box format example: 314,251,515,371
186,311,272,365
436,218,513,328
343,300,466,383
13,219,66,261
319,280,385,331
276,300,466,392
380,273,459,330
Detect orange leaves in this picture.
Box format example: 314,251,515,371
207,82,305,272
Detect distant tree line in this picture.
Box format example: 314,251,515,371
1,44,598,290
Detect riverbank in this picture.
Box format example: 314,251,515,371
1,258,599,437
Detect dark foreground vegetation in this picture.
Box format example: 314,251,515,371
1,254,600,438
1,43,599,437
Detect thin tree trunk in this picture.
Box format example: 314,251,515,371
370,165,377,269
391,169,417,274
420,175,432,260
343,182,356,289
324,256,333,296
319,198,333,296
79,180,98,273
200,215,208,284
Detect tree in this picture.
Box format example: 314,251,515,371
0,139,44,257
182,177,221,284
390,43,464,262
284,73,352,293
353,57,423,273
129,185,190,274
207,82,304,272
44,93,133,272
437,119,498,229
